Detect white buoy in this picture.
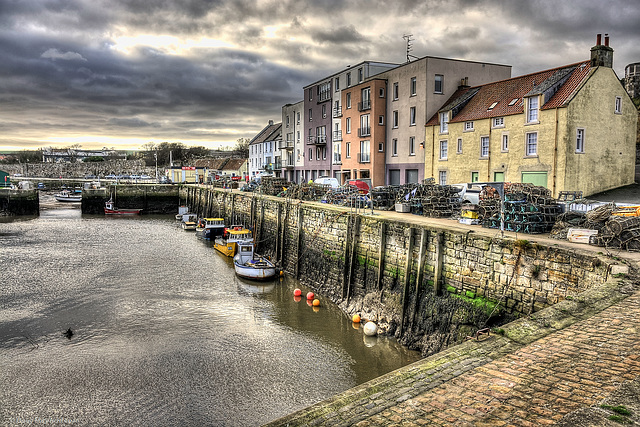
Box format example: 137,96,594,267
363,321,377,336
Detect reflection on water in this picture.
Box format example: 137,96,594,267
0,204,420,426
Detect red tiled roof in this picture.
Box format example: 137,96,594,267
426,61,592,126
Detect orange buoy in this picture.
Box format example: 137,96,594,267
306,292,314,300
312,299,320,307
352,314,361,323
294,288,302,297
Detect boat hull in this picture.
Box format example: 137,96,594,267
233,261,277,280
214,240,237,257
195,227,224,240
104,208,142,215
182,221,197,230
54,193,82,202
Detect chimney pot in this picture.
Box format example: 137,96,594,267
605,34,609,47
268,120,273,125
596,34,602,45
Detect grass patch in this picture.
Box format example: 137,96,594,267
514,239,532,250
450,292,503,318
601,405,632,416
608,414,631,424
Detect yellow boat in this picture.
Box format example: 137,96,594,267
214,227,254,257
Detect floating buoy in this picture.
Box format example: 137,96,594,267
352,314,361,323
363,321,378,336
306,292,314,300
312,299,320,307
293,288,302,297
279,270,284,277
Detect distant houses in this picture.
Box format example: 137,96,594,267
248,34,638,197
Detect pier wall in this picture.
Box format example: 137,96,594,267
182,186,613,356
0,189,39,216
81,184,180,214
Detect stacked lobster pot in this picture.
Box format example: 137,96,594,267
480,183,562,234
400,180,461,218
258,177,292,196
592,216,640,251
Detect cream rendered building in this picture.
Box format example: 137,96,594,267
425,36,637,197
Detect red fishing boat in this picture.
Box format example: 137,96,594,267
104,198,142,215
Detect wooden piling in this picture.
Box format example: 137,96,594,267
433,231,444,295
376,222,387,292
295,206,304,279
399,227,414,335
345,215,360,304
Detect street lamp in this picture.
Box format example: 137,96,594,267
154,151,158,182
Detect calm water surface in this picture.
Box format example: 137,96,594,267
0,200,420,426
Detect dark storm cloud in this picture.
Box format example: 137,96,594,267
0,0,639,149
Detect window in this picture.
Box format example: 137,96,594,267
392,138,398,156
409,107,416,126
358,68,363,82
409,137,415,155
346,117,351,134
576,128,585,153
360,140,370,163
435,74,443,94
316,126,326,144
346,93,351,109
360,114,370,137
439,111,448,133
393,110,399,128
508,98,519,106
335,77,340,91
379,87,385,98
333,142,341,164
615,96,622,114
527,96,539,123
488,101,498,110
296,112,300,124
526,132,538,156
378,115,384,125
410,77,417,96
464,121,474,131
480,136,489,158
501,133,509,152
321,104,326,118
457,138,463,154
438,170,447,185
308,109,312,121
308,88,314,101
346,72,351,87
393,82,399,100
309,148,313,161
378,142,384,152
360,87,371,110
439,140,448,160
286,115,290,127
493,117,504,127
346,142,351,158
318,82,331,102
471,172,479,182
297,131,300,142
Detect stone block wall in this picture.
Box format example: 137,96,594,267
181,187,616,356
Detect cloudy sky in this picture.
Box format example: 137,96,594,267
1,0,639,151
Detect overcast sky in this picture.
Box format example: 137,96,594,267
1,0,639,151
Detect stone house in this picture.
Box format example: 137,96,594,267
424,35,638,197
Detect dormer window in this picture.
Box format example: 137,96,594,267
526,96,539,123
508,98,519,106
439,112,449,133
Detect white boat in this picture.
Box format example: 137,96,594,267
175,206,190,220
233,242,277,280
181,221,197,231
54,190,82,202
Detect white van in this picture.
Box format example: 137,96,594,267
314,177,340,188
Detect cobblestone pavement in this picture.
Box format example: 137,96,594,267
267,277,640,426
360,288,640,426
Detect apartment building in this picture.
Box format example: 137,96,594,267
280,101,304,183
301,61,398,183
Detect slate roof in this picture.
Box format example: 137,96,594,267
221,158,247,171
250,122,282,144
426,60,593,126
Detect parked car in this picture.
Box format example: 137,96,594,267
314,177,340,188
451,183,484,205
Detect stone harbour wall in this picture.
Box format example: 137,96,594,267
182,186,615,356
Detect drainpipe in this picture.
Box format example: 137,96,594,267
552,108,559,197
431,126,435,178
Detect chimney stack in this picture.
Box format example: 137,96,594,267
591,33,614,68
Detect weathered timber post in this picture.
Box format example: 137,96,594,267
433,231,445,295
345,215,361,304
250,197,256,231
275,203,282,262
411,228,428,331
376,222,387,292
279,202,287,265
230,193,236,224
342,215,352,300
399,227,415,335
295,206,304,279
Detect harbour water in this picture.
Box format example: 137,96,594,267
0,199,420,426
